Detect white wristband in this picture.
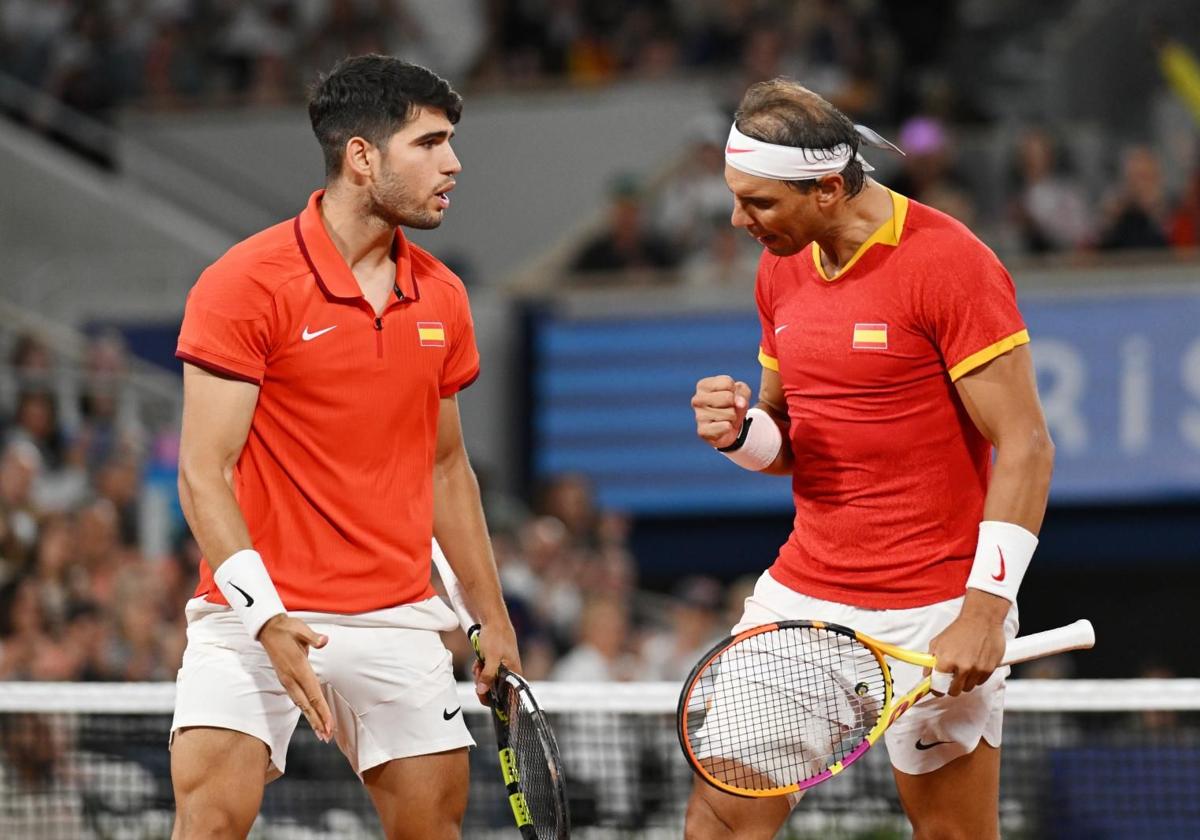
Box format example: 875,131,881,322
717,407,782,471
966,520,1037,604
213,549,287,640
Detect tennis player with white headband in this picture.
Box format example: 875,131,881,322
688,78,1055,840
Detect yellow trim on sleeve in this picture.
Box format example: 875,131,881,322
948,329,1030,381
758,348,780,371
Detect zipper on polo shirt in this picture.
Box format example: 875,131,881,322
374,316,383,358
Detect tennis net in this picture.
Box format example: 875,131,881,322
0,679,1197,839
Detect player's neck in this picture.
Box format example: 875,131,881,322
814,180,894,276
318,185,397,275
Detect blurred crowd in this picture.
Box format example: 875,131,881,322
0,1,947,116
4,1,1199,266
568,117,1200,287
450,471,748,685
0,327,740,687
0,330,192,684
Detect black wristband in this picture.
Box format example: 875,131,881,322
716,415,753,452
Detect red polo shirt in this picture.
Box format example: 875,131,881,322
756,191,1029,609
177,190,479,613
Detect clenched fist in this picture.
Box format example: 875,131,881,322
692,375,752,449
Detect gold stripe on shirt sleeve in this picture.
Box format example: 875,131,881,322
948,329,1031,381
758,348,780,371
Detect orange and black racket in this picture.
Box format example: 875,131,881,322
677,618,1094,798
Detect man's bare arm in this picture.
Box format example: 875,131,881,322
955,344,1055,534
177,363,259,565
432,394,521,698
178,362,335,740
930,344,1055,696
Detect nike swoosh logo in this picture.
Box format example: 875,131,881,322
443,706,462,721
915,739,951,751
229,583,254,607
992,547,1006,582
302,325,337,341
725,143,754,154
775,324,789,335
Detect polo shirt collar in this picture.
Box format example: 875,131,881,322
295,189,419,301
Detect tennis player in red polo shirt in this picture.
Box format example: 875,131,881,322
688,80,1054,839
170,55,520,839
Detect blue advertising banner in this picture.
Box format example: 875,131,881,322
531,289,1200,515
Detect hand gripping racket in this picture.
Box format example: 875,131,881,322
431,541,571,839
678,618,1094,798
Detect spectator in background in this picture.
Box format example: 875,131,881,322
221,0,296,105
1010,127,1092,254
78,330,144,470
93,455,141,549
0,440,42,572
1,333,55,418
571,173,680,278
73,498,121,608
639,576,725,681
794,0,885,120
0,712,89,839
0,576,60,680
59,600,115,682
1168,162,1200,249
551,595,641,682
1098,145,1171,251
8,390,66,471
888,115,977,225
28,512,76,628
536,472,601,547
682,214,759,287
655,114,731,255
517,514,583,648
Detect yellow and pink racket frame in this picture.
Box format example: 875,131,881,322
677,619,938,798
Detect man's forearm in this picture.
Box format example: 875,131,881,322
961,434,1054,619
432,453,509,626
980,433,1055,534
178,466,255,573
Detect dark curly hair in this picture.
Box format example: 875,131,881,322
308,54,463,177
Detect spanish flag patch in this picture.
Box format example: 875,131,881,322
418,321,446,347
852,323,888,350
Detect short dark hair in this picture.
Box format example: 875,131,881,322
308,55,463,177
734,78,866,197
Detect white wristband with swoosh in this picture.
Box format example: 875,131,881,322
965,520,1037,604
213,549,287,640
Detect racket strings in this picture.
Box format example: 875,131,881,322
499,678,567,839
684,626,887,791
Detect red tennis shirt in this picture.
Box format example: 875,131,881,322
177,190,480,613
756,191,1029,609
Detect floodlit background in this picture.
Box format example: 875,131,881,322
0,1,1198,837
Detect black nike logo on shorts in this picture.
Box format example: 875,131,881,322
915,738,951,751
230,583,254,607
443,706,462,721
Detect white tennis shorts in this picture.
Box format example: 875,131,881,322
732,570,1018,778
171,596,475,780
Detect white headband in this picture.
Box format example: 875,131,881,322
724,123,904,181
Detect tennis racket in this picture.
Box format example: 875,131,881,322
678,617,1094,798
431,540,571,839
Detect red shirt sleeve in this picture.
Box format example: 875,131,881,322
756,254,781,371
440,282,480,397
917,235,1029,381
176,267,275,384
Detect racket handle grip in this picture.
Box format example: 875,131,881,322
1002,619,1095,665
